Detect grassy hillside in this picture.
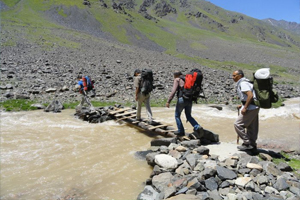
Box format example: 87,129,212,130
1,0,300,84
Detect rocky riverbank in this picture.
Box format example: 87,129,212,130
72,104,300,199
137,138,300,200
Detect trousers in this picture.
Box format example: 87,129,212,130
175,97,199,134
136,93,153,122
234,108,260,146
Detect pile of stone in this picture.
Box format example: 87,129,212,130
74,106,118,123
137,138,300,200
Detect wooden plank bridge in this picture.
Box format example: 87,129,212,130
108,107,176,137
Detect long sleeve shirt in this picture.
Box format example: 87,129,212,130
167,77,184,103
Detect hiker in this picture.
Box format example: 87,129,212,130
76,75,94,109
232,70,260,152
166,71,204,138
134,69,153,124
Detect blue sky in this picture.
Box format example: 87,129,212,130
206,0,300,23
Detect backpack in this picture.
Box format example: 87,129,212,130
82,76,93,91
251,75,279,109
241,69,279,109
180,69,204,103
140,69,154,95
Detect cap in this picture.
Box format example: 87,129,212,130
173,71,182,76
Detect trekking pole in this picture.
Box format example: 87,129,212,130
237,106,240,144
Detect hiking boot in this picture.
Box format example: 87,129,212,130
147,121,155,125
250,146,259,155
174,130,185,137
237,143,255,151
192,126,205,139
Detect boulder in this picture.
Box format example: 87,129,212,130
154,154,178,169
44,100,64,112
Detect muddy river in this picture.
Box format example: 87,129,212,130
1,98,299,199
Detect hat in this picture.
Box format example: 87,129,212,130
134,69,141,76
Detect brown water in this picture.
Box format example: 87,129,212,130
1,98,299,199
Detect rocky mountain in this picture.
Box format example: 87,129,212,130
263,18,300,35
0,0,299,105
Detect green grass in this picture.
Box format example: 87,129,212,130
63,100,137,109
90,5,131,44
1,0,20,7
273,152,300,176
0,99,39,111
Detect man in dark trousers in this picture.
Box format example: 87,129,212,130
232,70,260,153
166,71,204,139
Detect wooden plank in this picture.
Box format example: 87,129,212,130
109,108,131,115
148,124,171,130
160,129,188,133
160,129,176,133
115,110,137,117
131,119,146,124
116,114,136,122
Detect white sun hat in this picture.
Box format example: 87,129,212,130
254,68,270,79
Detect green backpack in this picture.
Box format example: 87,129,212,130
251,74,279,109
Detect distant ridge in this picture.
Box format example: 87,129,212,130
263,18,300,35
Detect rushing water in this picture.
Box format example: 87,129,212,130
1,98,299,199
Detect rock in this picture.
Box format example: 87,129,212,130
44,99,64,112
152,172,173,192
277,162,293,172
166,194,200,200
207,190,222,200
225,158,238,167
180,140,200,149
186,154,199,169
164,186,176,199
216,166,237,180
6,84,13,89
137,185,160,200
175,160,192,175
146,152,159,166
274,177,289,191
290,186,300,196
31,103,45,109
46,88,57,93
175,146,187,152
235,177,252,187
247,163,263,171
168,150,181,159
256,175,269,185
15,94,30,99
264,162,283,177
260,153,273,161
265,186,279,195
204,177,218,191
154,154,178,169
196,147,210,155
151,138,176,146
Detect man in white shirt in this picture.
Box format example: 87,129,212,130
232,70,260,153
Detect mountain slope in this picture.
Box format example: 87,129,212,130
1,0,300,81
